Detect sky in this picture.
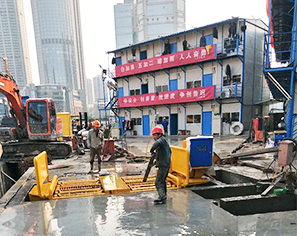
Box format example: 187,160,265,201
23,0,268,85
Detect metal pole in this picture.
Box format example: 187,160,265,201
287,70,295,137
102,76,107,124
287,0,297,138
184,106,186,134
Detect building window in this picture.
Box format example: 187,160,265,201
187,80,201,89
187,114,201,123
162,85,168,92
132,118,141,126
187,115,194,123
187,81,193,89
222,113,230,122
156,85,168,92
222,112,239,122
194,115,201,123
231,112,239,122
130,89,140,96
136,118,142,125
194,81,201,88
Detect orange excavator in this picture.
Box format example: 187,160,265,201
0,57,71,159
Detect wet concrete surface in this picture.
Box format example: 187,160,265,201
50,150,156,182
125,135,248,158
0,135,297,235
0,188,296,235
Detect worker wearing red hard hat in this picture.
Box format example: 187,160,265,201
87,120,104,173
150,126,172,204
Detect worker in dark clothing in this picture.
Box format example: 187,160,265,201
161,117,168,136
87,120,104,173
150,126,172,204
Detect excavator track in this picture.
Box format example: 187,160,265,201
1,141,72,160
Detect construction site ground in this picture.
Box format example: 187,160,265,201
0,135,296,235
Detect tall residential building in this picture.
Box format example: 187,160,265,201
92,75,106,102
114,0,186,48
114,0,135,49
72,0,86,90
0,0,32,89
31,0,86,92
86,78,94,105
22,83,84,114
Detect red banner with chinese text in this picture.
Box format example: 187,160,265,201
115,45,216,77
118,86,215,108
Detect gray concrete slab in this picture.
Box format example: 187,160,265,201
0,189,296,236
123,135,248,157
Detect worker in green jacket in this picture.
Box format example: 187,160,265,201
150,126,172,204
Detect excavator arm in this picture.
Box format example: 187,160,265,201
0,58,26,128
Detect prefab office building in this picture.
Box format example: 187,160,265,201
108,18,270,136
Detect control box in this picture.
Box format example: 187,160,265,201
186,136,213,167
278,140,294,167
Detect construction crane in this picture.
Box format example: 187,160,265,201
0,57,71,159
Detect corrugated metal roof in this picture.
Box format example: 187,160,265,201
107,17,244,54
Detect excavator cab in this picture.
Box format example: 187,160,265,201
26,99,62,141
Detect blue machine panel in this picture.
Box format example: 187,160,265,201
189,137,213,167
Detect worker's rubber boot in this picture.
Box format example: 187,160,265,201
98,163,101,173
154,198,166,205
88,163,94,174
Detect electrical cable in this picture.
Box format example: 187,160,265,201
266,158,276,180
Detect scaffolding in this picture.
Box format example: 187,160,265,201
264,0,297,138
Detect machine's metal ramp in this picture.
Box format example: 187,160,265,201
122,175,174,192
53,180,104,199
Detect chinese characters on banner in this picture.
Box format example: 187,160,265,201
115,45,216,77
118,86,215,108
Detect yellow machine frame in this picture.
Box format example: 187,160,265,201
57,112,73,139
29,145,211,201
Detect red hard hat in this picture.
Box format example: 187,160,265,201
152,126,163,135
93,120,100,128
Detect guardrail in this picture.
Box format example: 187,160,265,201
263,31,297,69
